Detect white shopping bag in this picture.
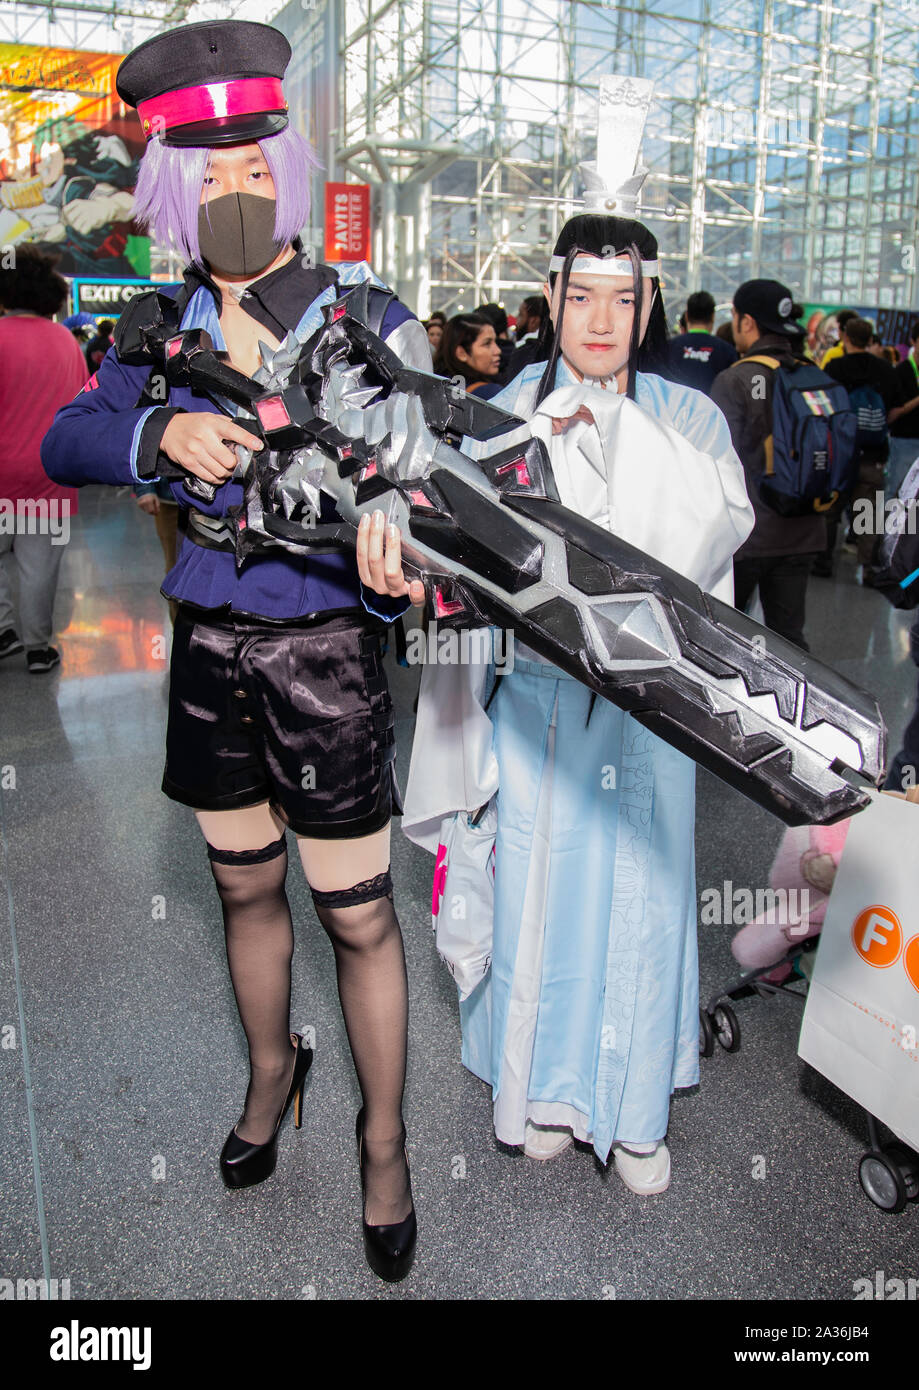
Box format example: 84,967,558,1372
798,791,919,1151
431,799,497,1000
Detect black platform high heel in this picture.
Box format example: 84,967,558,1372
356,1108,417,1282
220,1033,313,1189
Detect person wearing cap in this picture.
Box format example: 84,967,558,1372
404,213,754,1196
41,19,428,1283
710,280,825,649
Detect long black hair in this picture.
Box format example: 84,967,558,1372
534,214,669,406
438,310,496,385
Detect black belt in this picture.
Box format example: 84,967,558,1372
176,602,384,636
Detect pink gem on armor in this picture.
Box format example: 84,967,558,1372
434,586,464,618
166,337,183,358
256,395,291,430
331,301,348,321
496,458,531,487
360,460,378,479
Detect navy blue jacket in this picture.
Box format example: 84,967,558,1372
41,255,420,622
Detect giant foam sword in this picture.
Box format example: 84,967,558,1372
117,278,885,828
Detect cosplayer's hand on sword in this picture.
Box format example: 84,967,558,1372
159,411,262,500
356,509,426,605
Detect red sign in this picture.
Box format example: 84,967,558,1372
324,182,371,262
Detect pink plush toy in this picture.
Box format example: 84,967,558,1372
730,819,852,982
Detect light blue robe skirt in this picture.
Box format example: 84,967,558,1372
459,657,700,1163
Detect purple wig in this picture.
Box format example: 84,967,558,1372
132,125,321,265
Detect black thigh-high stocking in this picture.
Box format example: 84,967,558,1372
310,871,411,1226
207,835,297,1145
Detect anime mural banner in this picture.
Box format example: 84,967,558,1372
802,302,874,361
803,301,919,363
0,44,147,279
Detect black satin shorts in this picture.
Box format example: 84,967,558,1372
163,607,401,838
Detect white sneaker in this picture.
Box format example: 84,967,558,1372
614,1142,671,1194
523,1121,573,1160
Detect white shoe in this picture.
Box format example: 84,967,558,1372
523,1121,573,1161
614,1142,671,1194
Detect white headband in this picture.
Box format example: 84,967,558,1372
548,254,659,278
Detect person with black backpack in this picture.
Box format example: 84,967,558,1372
711,280,857,649
822,316,904,581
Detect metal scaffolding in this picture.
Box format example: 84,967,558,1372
323,0,919,319
0,0,189,52
0,0,267,54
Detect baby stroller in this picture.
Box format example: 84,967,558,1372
699,939,818,1058
699,818,845,1057
699,816,919,1213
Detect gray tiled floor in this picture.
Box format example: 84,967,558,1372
1,485,916,1300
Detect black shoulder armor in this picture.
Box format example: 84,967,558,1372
114,289,186,366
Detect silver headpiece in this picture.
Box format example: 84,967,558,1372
581,74,654,217
550,75,658,279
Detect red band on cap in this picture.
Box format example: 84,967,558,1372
137,77,286,138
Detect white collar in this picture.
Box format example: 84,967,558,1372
557,356,624,394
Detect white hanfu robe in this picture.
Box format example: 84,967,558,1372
403,360,754,1161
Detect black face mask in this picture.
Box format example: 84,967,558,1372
197,192,284,278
